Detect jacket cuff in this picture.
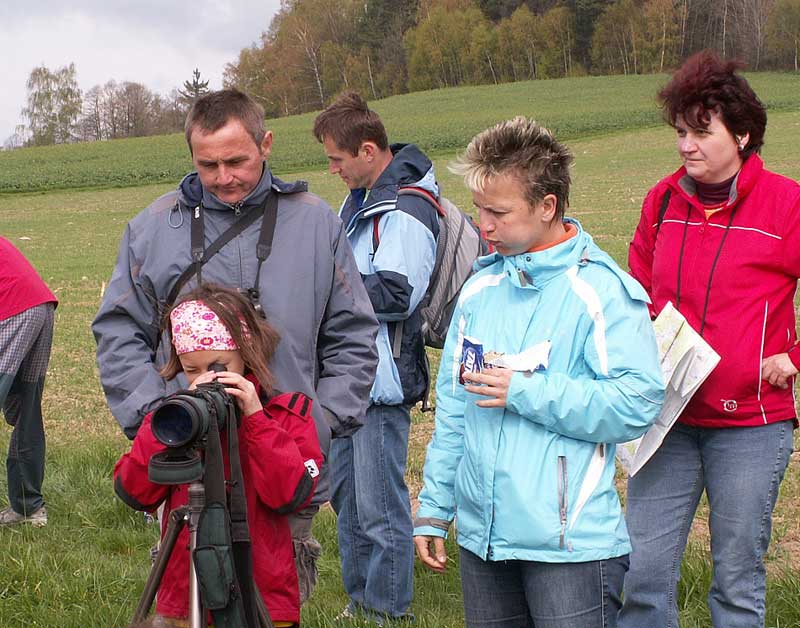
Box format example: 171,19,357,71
413,517,450,539
114,475,162,512
242,408,267,425
788,344,800,371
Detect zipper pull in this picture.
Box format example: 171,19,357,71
233,202,242,216
194,206,200,219
558,455,568,549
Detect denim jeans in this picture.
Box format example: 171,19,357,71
618,420,794,628
329,403,413,620
459,547,628,628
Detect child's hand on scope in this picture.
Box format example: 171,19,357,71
191,368,263,417
214,371,262,417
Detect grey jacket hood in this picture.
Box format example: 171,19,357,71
177,164,308,211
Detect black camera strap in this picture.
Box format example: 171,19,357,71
195,416,251,628
196,404,267,628
227,412,267,628
165,191,279,316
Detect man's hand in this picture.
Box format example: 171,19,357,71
463,367,514,408
761,353,799,390
414,535,448,573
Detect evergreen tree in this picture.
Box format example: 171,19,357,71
179,68,210,106
478,0,527,20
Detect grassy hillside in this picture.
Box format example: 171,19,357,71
1,72,800,195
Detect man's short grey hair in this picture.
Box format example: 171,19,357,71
185,89,266,152
450,117,574,219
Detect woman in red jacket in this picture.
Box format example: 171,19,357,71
115,284,322,627
620,51,798,628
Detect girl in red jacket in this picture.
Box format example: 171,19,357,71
115,284,322,628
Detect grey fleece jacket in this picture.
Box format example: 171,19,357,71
92,165,379,502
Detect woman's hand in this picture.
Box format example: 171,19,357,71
463,367,514,408
414,535,448,573
190,370,262,417
761,353,799,390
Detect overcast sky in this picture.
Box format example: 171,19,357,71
0,1,281,143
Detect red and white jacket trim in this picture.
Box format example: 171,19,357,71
629,154,800,428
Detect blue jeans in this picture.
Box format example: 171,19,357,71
618,420,794,628
329,403,413,620
459,547,628,628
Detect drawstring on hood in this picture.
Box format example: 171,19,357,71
699,205,738,336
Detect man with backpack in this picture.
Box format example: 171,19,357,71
313,91,440,623
93,89,379,605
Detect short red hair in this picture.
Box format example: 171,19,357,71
658,50,766,157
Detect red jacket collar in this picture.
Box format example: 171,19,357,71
667,153,764,212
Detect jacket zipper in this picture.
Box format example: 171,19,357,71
557,455,568,549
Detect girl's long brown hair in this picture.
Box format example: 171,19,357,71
160,283,280,395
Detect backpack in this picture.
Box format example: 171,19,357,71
372,186,489,350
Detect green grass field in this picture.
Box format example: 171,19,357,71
2,72,800,195
0,74,799,627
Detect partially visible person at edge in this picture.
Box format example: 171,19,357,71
413,117,664,628
619,51,799,628
115,284,323,627
0,237,57,527
93,89,379,603
312,91,439,624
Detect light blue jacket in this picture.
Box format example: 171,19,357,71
414,219,664,563
340,144,439,406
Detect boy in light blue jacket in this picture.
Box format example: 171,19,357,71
413,117,664,628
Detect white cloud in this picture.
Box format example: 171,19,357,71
0,1,281,143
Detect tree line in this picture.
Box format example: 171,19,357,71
8,0,799,148
224,0,800,118
5,67,209,149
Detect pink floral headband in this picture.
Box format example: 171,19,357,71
170,300,239,355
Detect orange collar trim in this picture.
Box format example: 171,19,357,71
527,223,577,253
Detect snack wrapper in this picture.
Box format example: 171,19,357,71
459,336,484,384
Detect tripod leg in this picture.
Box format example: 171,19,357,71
131,507,189,623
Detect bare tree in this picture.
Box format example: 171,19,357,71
80,85,104,141
2,125,28,150
120,82,153,137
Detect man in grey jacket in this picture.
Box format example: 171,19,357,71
93,89,379,602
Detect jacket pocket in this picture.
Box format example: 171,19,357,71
557,455,568,550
